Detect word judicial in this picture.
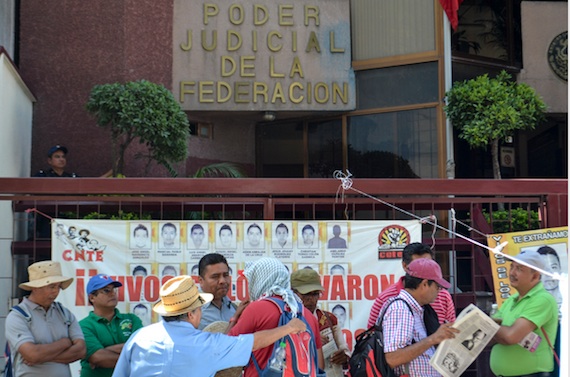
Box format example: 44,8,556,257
176,2,351,106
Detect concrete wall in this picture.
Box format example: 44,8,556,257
0,0,15,56
519,1,568,113
19,0,257,178
19,0,172,177
0,49,35,371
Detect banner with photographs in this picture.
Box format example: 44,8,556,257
487,226,568,315
52,219,421,350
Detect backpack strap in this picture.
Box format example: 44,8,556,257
10,304,31,322
5,305,31,377
377,297,412,328
54,301,72,327
250,296,318,374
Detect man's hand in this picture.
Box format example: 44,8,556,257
430,322,459,345
287,318,307,334
330,349,349,365
234,300,250,321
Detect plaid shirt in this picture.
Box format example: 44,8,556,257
367,276,456,328
382,290,441,377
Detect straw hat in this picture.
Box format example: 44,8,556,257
19,261,73,291
203,321,244,377
153,275,213,316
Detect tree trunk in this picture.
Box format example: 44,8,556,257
491,137,505,210
111,137,120,177
491,138,501,179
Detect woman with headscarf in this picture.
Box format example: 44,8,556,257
228,257,324,376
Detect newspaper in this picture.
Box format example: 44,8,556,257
320,326,344,377
429,304,500,377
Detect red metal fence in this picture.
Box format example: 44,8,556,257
1,177,566,377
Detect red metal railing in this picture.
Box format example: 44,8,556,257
1,177,566,377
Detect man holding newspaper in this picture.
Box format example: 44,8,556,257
490,250,559,377
381,258,459,376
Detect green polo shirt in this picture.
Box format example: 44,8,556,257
79,309,143,377
490,282,558,376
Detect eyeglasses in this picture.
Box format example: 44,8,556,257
96,286,118,295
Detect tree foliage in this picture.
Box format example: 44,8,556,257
191,162,245,178
444,71,546,179
86,80,189,176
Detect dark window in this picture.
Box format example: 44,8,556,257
257,122,304,177
307,119,343,178
347,108,438,178
356,63,439,110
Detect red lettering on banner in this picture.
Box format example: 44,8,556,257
362,275,378,299
62,249,103,262
340,328,366,351
378,250,403,259
227,276,236,301
347,275,362,300
116,276,125,302
322,274,394,301
145,276,161,302
75,269,85,306
161,276,175,285
236,275,249,301
75,268,99,306
329,275,346,300
126,276,144,302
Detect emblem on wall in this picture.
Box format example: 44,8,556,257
547,31,567,82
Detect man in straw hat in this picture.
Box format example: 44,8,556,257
5,260,86,377
490,250,559,377
112,275,307,377
79,274,143,377
228,257,325,376
381,258,458,376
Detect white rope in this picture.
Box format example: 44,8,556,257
334,170,565,280
450,207,488,237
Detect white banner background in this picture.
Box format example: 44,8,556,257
52,219,421,353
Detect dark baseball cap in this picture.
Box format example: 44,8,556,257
48,145,68,157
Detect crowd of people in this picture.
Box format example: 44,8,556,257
4,242,561,377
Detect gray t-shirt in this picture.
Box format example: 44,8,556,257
5,297,84,377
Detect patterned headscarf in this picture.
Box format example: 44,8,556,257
244,257,300,317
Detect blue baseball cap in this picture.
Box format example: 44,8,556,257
48,145,68,157
87,274,122,295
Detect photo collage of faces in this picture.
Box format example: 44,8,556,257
127,221,351,259
126,221,354,327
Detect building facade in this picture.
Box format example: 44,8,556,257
2,1,564,180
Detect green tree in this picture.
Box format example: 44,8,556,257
191,162,245,178
444,71,546,179
86,80,189,177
